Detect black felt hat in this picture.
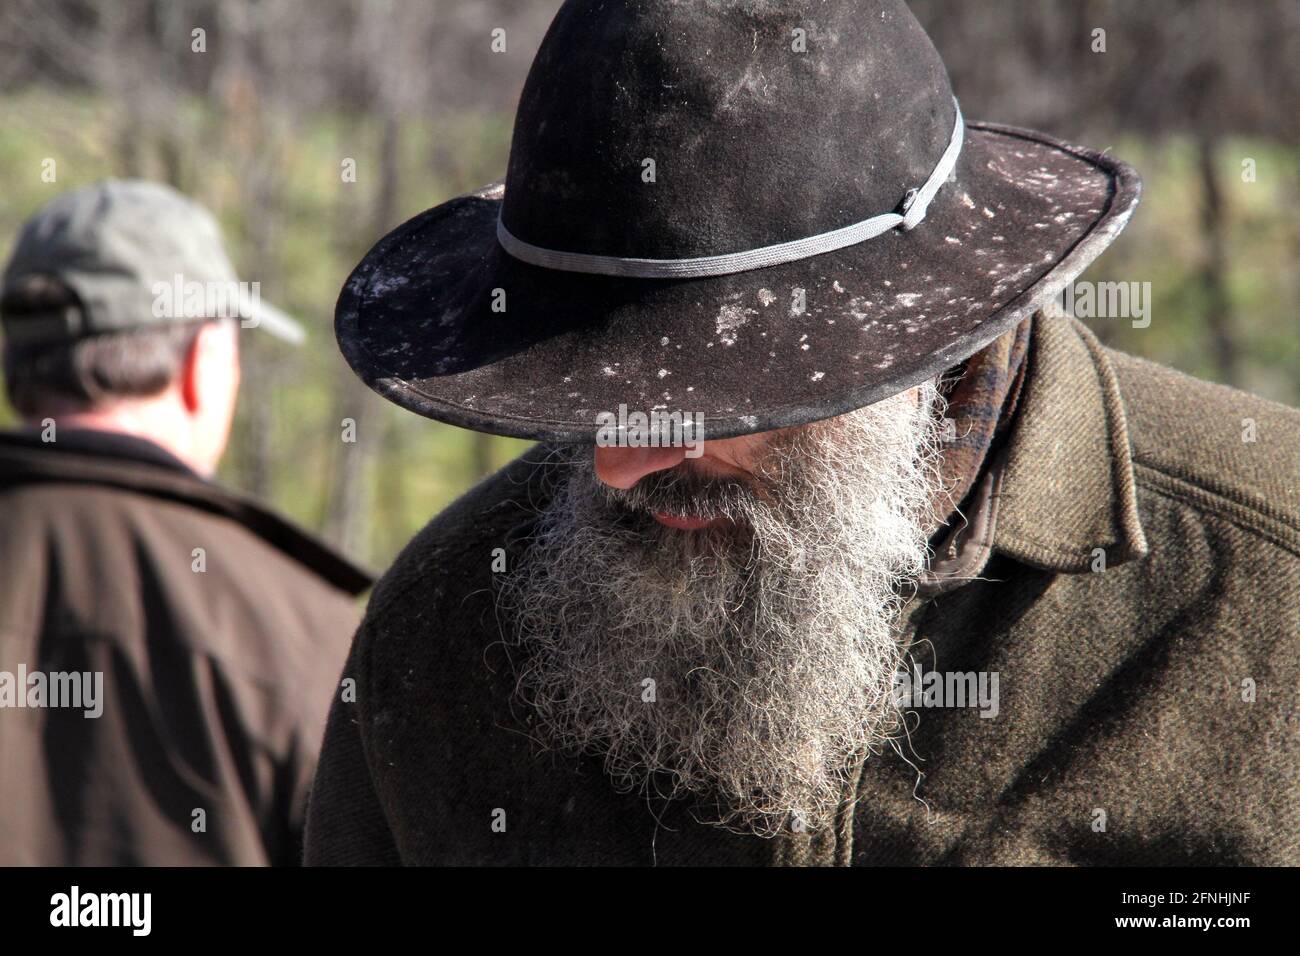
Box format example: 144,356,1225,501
336,0,1140,442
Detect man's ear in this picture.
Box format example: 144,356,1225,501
178,324,206,414
180,320,235,415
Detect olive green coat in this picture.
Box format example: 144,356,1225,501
305,314,1298,866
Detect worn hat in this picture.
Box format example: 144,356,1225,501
1,179,304,347
335,0,1140,442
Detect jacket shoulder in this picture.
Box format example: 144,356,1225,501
364,444,557,627
342,445,559,844
1108,347,1300,540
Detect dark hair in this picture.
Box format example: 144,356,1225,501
1,276,209,417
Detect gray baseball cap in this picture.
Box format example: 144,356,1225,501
1,179,305,346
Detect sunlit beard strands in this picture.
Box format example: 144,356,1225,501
496,381,947,836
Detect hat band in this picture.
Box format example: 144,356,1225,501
496,98,964,280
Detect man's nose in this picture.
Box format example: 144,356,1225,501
593,444,688,489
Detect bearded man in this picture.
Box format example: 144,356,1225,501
305,0,1298,866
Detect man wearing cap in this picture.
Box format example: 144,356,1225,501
306,0,1298,866
0,179,371,865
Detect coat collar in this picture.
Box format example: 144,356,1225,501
0,430,374,595
921,308,1148,591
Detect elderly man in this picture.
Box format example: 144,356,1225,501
0,180,371,865
306,0,1297,865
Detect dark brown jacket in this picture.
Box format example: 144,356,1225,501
305,314,1298,866
0,430,371,865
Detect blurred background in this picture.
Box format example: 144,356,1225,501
1,0,1296,572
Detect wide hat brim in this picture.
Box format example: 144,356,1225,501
336,121,1139,442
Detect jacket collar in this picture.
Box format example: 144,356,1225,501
921,308,1147,591
0,430,374,595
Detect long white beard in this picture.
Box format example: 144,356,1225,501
496,382,946,836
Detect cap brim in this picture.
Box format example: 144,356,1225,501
241,299,306,345
335,122,1140,442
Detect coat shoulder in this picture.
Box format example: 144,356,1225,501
362,444,556,640
343,446,562,860
1107,347,1300,541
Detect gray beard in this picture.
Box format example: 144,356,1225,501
496,382,946,836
